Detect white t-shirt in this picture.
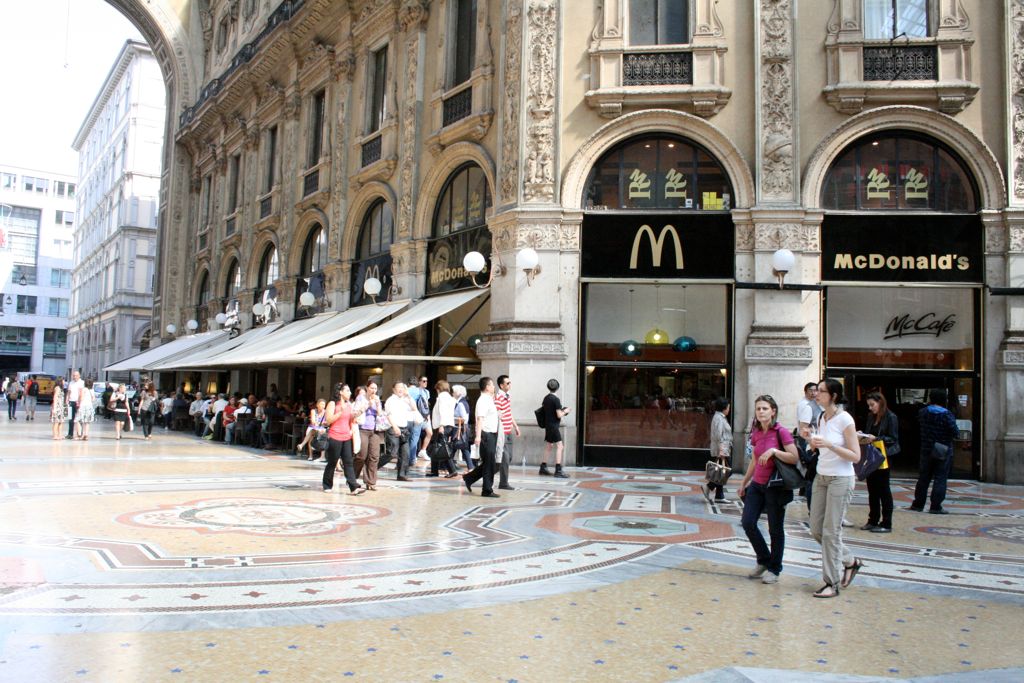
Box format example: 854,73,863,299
475,393,498,434
67,379,85,403
162,397,174,413
797,397,822,426
385,394,412,429
815,409,856,477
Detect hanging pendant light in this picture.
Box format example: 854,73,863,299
672,286,697,351
619,287,642,357
644,284,669,344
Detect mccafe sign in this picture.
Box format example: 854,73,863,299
426,224,491,295
581,214,734,279
822,214,982,283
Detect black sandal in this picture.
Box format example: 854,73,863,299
813,583,840,599
841,558,864,588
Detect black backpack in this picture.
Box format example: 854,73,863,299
416,392,429,417
27,381,39,397
534,406,546,429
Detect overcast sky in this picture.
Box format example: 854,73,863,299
0,0,147,175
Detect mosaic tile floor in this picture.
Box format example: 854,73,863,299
1,417,1022,681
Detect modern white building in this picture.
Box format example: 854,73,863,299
69,40,165,381
0,164,76,377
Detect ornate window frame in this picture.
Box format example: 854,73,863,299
585,0,730,119
425,0,494,153
824,0,977,115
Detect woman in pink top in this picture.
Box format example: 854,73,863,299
737,395,800,585
323,383,363,495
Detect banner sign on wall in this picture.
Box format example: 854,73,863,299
350,253,393,307
821,214,982,283
581,213,734,279
426,225,491,296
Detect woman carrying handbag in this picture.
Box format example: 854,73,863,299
703,397,732,502
737,395,800,585
859,391,899,533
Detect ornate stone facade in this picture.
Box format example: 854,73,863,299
499,2,523,205
758,0,796,203
1011,0,1024,203
522,1,557,203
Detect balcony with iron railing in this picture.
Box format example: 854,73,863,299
862,45,938,81
361,136,382,168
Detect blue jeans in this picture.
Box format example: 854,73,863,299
741,482,793,576
408,422,423,465
912,448,954,510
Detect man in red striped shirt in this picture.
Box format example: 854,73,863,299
494,375,521,490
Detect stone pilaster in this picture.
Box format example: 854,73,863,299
396,0,430,241
1008,0,1024,206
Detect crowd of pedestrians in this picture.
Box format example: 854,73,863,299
706,376,961,599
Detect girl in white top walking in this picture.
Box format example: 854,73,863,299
803,378,863,598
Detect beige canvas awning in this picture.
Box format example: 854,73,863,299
103,330,228,373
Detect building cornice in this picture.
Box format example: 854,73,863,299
72,40,153,151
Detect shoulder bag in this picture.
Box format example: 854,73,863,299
534,406,546,429
705,459,732,486
311,414,329,452
855,441,885,480
769,431,808,490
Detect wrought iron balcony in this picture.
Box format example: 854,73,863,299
302,169,319,197
259,195,272,218
863,45,937,81
442,87,472,127
361,136,382,168
225,216,236,237
622,51,693,86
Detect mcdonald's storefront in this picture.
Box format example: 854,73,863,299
577,134,735,469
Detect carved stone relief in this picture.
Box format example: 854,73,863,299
499,2,524,205
1010,225,1024,253
753,223,811,251
396,3,430,240
736,224,755,251
985,223,1008,253
1011,1,1024,202
759,0,795,202
523,1,557,203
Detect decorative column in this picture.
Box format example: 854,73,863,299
996,0,1024,483
739,0,817,430
481,1,574,464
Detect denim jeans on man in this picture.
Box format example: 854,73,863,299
912,449,954,510
741,482,793,575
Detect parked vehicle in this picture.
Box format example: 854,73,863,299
16,372,59,404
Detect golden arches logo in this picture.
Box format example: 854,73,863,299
629,224,684,270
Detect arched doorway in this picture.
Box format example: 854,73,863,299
578,134,736,469
818,131,982,479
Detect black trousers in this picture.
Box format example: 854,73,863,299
429,426,459,475
866,467,894,528
324,437,358,492
141,411,155,437
67,401,79,436
385,428,410,478
464,431,497,495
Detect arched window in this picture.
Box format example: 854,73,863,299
432,163,491,237
301,224,327,275
196,271,210,306
257,245,279,288
356,199,394,259
223,259,241,298
821,132,977,212
583,135,733,211
351,199,394,306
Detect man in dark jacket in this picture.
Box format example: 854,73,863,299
910,388,959,515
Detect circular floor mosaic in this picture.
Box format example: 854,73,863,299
118,497,388,536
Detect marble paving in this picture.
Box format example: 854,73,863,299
0,417,1022,681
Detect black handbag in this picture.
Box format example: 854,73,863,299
534,406,546,429
855,442,885,481
769,431,807,490
427,436,451,461
930,441,951,462
705,459,732,486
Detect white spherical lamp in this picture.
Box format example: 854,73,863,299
186,319,199,331
299,291,316,308
362,277,383,297
462,251,486,274
165,323,177,335
771,248,796,275
516,247,539,271
252,302,265,317
215,312,227,325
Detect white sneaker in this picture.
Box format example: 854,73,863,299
842,518,854,528
417,450,429,460
748,564,768,579
761,572,779,584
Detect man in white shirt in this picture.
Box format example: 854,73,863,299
65,371,85,439
189,393,205,436
797,382,822,434
203,394,229,439
384,382,414,481
463,376,500,498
